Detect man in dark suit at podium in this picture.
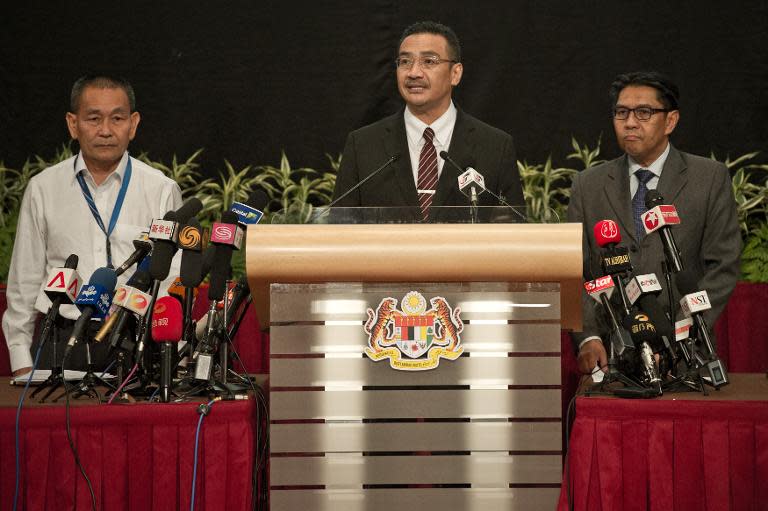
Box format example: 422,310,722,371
568,71,741,374
332,21,524,219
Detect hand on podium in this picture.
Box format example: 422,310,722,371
577,339,607,375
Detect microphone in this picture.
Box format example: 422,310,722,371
114,231,153,277
439,151,527,220
584,275,633,355
327,154,400,208
42,254,81,307
103,269,153,348
230,189,269,226
225,190,269,326
623,273,674,353
39,254,80,345
643,190,683,272
193,211,239,381
593,220,632,314
679,290,729,387
178,216,205,349
457,167,486,205
151,296,183,402
174,197,204,224
63,267,117,360
622,313,663,394
149,210,179,282
209,210,240,298
179,217,204,287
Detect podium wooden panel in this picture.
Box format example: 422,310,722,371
246,224,582,511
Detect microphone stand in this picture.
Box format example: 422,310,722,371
469,186,479,224
65,337,115,401
31,323,65,402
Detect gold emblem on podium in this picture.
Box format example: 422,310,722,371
364,291,463,370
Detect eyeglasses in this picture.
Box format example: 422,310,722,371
395,55,458,70
613,106,671,121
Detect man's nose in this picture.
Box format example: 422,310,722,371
407,62,425,78
624,113,640,128
97,118,112,135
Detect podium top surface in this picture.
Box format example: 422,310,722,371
245,223,583,329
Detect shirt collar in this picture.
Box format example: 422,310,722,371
627,142,670,178
404,101,457,147
73,151,130,186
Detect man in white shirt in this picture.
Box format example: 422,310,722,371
332,21,523,217
2,75,182,376
567,71,741,374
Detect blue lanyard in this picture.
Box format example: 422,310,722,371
75,155,133,268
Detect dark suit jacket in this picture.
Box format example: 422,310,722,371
567,145,741,349
332,108,524,219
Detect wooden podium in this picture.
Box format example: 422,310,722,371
246,221,582,511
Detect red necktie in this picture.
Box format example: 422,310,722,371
417,127,438,220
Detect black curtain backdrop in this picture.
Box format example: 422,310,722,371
2,1,767,176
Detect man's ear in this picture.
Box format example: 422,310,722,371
664,110,680,136
451,62,463,87
129,111,141,141
65,112,79,140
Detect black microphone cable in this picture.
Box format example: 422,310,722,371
62,349,98,511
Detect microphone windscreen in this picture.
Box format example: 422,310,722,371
200,246,216,282
245,189,269,211
644,189,664,209
220,210,238,225
175,197,203,224
151,295,183,342
126,269,152,292
593,219,622,247
636,296,673,350
149,210,178,281
64,253,79,269
181,220,204,287
208,246,231,301
622,313,659,346
90,267,118,292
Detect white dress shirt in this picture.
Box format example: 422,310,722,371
2,151,182,371
404,101,457,186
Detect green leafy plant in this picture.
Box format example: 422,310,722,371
138,148,209,199
254,152,338,224
519,137,601,223
741,223,768,282
712,151,768,237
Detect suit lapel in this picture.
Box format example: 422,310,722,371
434,109,475,207
603,155,637,243
657,145,688,203
383,111,419,207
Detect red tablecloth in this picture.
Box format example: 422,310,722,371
558,375,768,511
0,386,256,511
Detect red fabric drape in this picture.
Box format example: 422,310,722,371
558,396,768,511
0,400,255,511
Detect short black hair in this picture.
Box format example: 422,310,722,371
70,74,136,113
398,21,462,62
609,71,679,111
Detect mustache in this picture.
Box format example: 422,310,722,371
405,80,428,87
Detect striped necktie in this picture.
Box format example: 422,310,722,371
417,127,438,220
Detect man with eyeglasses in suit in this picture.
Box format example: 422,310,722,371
568,71,741,375
332,21,524,220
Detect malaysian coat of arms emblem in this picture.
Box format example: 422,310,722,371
364,291,464,370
